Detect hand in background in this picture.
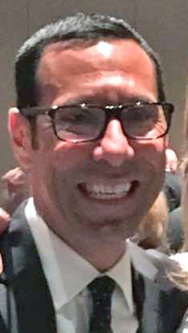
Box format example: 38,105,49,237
1,167,30,215
0,208,11,273
0,167,30,274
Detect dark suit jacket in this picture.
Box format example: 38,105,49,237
0,201,187,333
167,207,184,252
176,307,188,333
163,172,182,212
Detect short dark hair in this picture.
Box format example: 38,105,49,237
15,12,166,108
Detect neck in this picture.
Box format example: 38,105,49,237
61,234,127,271
82,245,126,272
34,199,127,271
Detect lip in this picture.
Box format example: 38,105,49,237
78,180,138,202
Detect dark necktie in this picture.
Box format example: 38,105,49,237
88,276,115,333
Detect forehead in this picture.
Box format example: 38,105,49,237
36,39,157,104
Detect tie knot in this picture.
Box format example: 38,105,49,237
88,276,115,299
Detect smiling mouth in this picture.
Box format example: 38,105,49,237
79,181,138,200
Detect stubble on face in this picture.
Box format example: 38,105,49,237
30,39,166,268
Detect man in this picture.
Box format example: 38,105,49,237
0,12,187,333
164,148,182,212
163,148,183,251
167,206,184,252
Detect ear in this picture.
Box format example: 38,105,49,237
8,107,34,171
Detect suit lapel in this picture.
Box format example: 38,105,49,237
0,202,57,333
132,265,161,333
1,208,188,333
129,241,188,333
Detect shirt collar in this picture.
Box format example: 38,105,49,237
25,198,134,313
107,249,134,313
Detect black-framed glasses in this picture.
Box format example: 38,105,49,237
19,101,174,143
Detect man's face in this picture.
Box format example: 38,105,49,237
12,39,167,250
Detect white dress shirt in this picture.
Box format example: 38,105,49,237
25,198,138,333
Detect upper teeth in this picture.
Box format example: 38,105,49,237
87,183,131,195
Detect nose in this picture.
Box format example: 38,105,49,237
93,119,134,167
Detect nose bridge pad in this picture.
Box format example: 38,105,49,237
101,118,130,154
105,118,126,141
93,118,134,165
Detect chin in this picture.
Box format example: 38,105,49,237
90,217,138,239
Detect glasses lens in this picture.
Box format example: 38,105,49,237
54,106,104,142
121,104,168,139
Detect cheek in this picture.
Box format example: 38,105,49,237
36,119,95,169
150,140,166,169
137,139,166,164
53,141,93,170
132,139,166,181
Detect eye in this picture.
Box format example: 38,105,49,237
68,110,91,124
122,105,157,124
121,104,162,137
56,107,95,126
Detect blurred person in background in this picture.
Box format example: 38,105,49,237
1,166,30,215
167,81,188,333
164,148,182,212
132,191,169,252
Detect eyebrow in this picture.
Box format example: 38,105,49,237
57,95,154,107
